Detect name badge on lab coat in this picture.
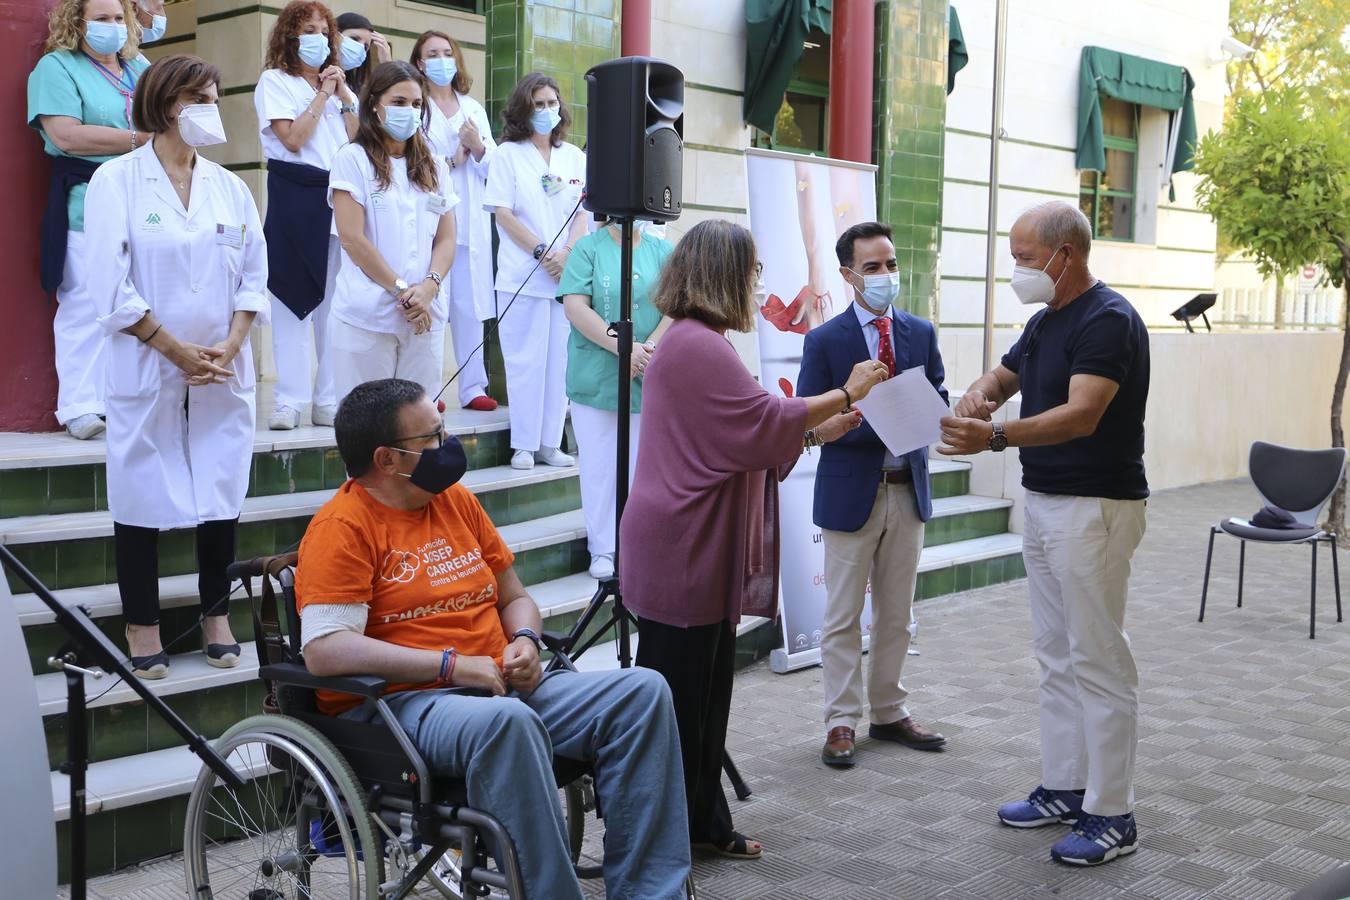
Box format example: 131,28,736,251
215,224,244,248
427,194,450,216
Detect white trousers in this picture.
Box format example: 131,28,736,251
1023,491,1146,817
446,246,490,406
820,482,925,730
329,318,446,407
497,291,568,452
54,230,105,423
270,236,339,412
571,403,640,559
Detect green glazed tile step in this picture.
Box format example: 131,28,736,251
924,495,1011,548
3,464,582,594
0,411,513,517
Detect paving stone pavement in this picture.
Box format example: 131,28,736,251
69,478,1350,899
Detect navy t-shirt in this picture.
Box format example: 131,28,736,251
1001,282,1150,500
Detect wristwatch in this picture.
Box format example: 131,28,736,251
425,271,444,286
339,102,357,115
391,278,409,294
532,243,547,260
989,422,1008,452
511,628,543,651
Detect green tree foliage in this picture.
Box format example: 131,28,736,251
1227,0,1350,107
1193,88,1350,534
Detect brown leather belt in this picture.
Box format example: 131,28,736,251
881,468,913,485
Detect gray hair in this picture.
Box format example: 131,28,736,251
1018,201,1092,260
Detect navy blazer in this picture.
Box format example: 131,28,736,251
797,307,949,532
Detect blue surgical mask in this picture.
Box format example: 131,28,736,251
423,56,457,87
848,268,901,314
382,105,420,142
85,20,128,55
531,107,561,136
297,33,330,69
141,14,167,44
339,35,367,71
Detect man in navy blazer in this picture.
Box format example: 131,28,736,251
797,221,950,767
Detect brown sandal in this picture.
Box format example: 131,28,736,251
693,832,762,860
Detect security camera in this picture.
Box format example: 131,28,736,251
1221,36,1257,60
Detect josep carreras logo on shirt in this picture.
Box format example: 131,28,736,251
380,550,420,584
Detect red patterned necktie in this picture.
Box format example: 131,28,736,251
871,315,896,377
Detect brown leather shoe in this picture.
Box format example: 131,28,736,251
821,726,856,767
869,717,947,751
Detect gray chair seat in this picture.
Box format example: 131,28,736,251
1219,519,1320,543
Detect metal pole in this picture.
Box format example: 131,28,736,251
65,661,88,900
614,217,634,668
981,0,1009,374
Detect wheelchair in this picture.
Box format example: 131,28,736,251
182,554,697,899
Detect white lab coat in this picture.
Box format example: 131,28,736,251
424,93,496,321
84,141,269,529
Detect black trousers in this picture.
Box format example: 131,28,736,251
114,519,238,627
635,615,737,845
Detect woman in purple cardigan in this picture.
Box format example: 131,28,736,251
621,220,888,860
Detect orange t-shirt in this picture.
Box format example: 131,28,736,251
296,480,515,715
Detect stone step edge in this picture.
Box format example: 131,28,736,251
33,573,600,716
17,508,591,626
50,613,776,823
0,408,511,472
1,462,580,547
36,537,1024,717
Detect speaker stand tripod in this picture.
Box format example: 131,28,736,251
547,216,751,802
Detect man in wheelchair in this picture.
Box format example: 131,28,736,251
295,378,692,899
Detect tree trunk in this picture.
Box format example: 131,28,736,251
1326,242,1350,545
1273,272,1285,330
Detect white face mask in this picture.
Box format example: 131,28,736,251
752,276,768,308
848,268,901,314
1011,248,1067,305
177,103,227,147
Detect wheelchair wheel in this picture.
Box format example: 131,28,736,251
183,715,384,899
423,778,588,898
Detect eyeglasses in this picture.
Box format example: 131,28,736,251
390,424,444,448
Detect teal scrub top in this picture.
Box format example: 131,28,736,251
27,50,149,232
559,228,673,413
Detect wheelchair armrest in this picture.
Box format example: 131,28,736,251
258,662,388,699
540,631,570,653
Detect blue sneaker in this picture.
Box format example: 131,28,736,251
997,785,1083,828
1050,812,1138,866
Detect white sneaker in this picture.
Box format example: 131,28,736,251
589,555,615,579
66,414,105,440
535,447,575,467
312,404,337,427
268,405,300,430
511,449,536,470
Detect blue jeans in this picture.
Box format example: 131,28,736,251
359,668,690,900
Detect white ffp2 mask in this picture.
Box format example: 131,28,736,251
178,104,227,147
1011,249,1067,305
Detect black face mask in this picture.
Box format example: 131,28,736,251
389,436,467,494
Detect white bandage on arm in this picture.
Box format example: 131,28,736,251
300,602,370,650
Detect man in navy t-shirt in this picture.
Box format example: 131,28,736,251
937,201,1149,868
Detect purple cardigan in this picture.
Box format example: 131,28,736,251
619,318,808,628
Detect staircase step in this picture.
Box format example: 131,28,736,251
1,462,576,546
925,494,1012,547
0,409,514,518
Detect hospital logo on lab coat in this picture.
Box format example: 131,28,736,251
143,212,165,233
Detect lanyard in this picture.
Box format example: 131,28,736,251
81,52,137,124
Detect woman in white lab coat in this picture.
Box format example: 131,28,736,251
255,0,358,431
410,29,498,412
328,61,457,404
484,73,588,470
84,54,268,679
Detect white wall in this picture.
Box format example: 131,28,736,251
941,0,1230,344
955,330,1349,530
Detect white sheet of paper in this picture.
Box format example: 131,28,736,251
854,365,948,457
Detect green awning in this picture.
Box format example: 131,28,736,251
947,5,968,95
743,0,832,134
1076,45,1197,175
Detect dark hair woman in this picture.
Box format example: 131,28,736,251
327,60,457,406
620,219,887,860
335,11,390,97
84,54,269,678
482,73,587,471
